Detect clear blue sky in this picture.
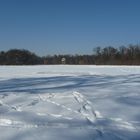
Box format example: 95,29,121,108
0,0,140,56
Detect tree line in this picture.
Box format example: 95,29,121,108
0,49,43,65
93,45,140,65
0,45,140,65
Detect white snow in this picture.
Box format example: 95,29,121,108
0,65,140,140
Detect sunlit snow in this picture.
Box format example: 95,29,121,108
0,65,140,140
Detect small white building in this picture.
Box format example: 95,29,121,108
61,57,66,64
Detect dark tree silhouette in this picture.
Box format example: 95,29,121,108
0,45,140,65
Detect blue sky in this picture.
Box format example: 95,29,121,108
0,0,140,56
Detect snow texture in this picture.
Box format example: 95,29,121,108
0,65,140,140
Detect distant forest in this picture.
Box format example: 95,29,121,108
0,45,140,65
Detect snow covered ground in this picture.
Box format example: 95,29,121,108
0,65,140,140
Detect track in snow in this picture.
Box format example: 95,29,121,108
1,91,139,140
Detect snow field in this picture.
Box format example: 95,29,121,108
0,65,140,140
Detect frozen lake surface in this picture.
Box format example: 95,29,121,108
0,65,140,140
